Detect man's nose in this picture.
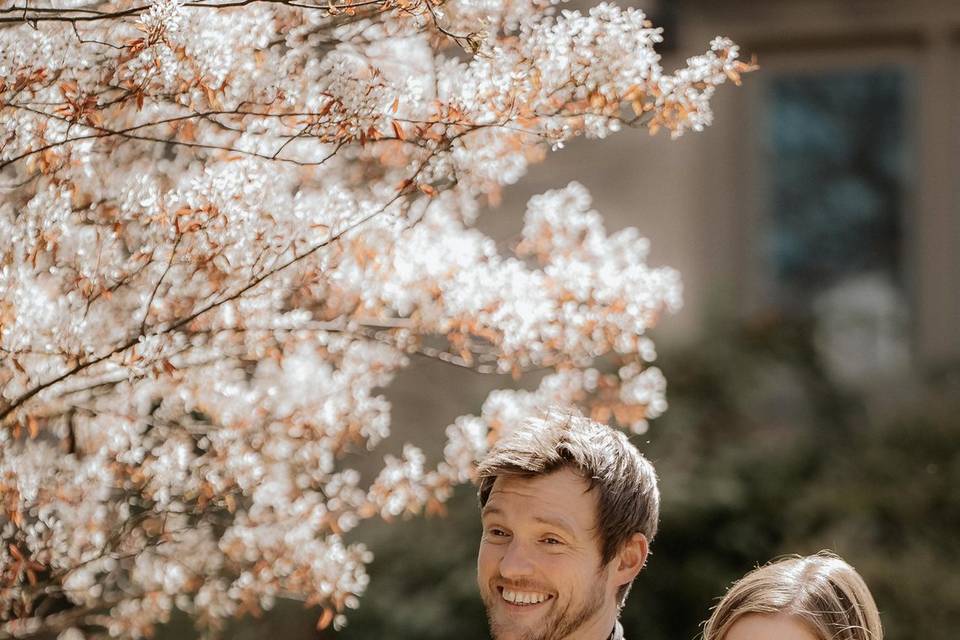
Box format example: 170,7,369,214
498,540,535,579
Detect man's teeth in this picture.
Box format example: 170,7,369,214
502,589,549,605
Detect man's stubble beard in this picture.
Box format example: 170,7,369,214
483,568,609,640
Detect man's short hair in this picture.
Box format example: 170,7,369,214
476,409,660,603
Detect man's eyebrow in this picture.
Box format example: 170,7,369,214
482,506,578,538
533,515,578,538
480,505,503,519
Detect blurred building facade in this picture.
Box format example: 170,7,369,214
491,0,959,389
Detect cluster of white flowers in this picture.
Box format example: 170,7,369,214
440,361,667,484
0,0,749,635
323,182,680,377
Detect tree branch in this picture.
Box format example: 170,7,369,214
0,0,391,25
0,176,419,426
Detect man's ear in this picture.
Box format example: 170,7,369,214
613,532,649,585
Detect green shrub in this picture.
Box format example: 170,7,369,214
333,320,960,640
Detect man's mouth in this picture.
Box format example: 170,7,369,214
497,586,554,609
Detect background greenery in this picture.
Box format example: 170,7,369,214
323,317,960,640
162,317,959,640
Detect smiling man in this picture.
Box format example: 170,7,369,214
476,411,660,640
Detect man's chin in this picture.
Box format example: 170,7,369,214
489,619,541,640
487,601,554,640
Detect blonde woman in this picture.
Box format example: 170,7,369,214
702,552,883,640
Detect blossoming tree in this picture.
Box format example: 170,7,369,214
0,0,751,636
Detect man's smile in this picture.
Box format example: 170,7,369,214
497,586,555,610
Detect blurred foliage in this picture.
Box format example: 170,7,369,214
325,317,960,640
620,316,960,640
160,317,959,639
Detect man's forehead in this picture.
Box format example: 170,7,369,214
482,469,598,529
487,467,593,495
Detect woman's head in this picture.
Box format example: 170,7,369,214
702,552,883,640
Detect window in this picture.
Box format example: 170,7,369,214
762,68,913,383
764,68,908,312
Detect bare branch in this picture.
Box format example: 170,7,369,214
0,0,390,25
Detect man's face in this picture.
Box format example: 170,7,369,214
477,467,619,640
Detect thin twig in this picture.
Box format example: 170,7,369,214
139,234,182,335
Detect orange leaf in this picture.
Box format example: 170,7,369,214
425,497,447,517
317,607,335,630
318,99,336,117
202,83,221,110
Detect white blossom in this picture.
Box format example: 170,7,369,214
0,0,750,635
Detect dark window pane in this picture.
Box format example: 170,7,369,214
765,69,907,311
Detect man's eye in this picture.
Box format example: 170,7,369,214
488,528,509,537
542,537,562,545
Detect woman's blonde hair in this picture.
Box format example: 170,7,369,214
702,552,883,640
